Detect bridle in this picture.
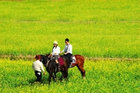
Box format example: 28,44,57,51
46,56,56,67
46,59,51,67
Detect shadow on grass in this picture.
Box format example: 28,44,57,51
14,72,72,88
28,74,68,85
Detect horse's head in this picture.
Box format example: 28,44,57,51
35,54,50,66
35,55,41,60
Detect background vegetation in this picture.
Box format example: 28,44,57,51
0,59,140,93
0,0,139,57
0,0,140,92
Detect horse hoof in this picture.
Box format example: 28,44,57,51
83,77,86,79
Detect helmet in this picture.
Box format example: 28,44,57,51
53,41,58,45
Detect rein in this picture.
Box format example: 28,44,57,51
46,59,51,67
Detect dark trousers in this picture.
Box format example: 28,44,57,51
64,53,72,61
35,71,42,82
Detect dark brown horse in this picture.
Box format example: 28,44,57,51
38,54,86,83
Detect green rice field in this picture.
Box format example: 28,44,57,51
0,0,140,93
0,59,140,93
0,0,139,57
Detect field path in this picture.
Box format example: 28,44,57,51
0,54,139,61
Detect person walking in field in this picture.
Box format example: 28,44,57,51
61,38,76,67
50,41,60,64
32,55,45,82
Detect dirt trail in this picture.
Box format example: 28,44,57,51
0,54,140,61
86,57,140,62
0,0,23,1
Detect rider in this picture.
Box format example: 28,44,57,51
61,38,76,66
51,41,60,64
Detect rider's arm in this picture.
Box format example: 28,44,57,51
61,50,64,53
61,45,66,53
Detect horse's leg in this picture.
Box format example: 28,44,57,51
77,65,86,78
64,70,68,79
61,72,68,80
54,72,57,78
60,75,63,81
63,67,68,81
48,73,52,84
65,68,68,79
53,73,56,82
60,71,65,81
60,69,68,81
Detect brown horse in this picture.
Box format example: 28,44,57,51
57,54,86,80
38,54,85,82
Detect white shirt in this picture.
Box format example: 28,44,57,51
63,44,72,54
52,46,60,55
32,60,44,72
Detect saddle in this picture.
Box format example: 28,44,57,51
58,56,76,67
58,57,64,66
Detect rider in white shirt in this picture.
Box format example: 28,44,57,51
62,43,72,54
61,38,75,66
61,38,72,56
51,41,60,64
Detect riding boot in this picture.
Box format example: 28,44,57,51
56,60,60,71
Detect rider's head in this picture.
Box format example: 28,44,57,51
65,38,69,45
53,41,58,47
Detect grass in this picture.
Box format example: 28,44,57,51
0,59,140,93
0,0,140,57
0,0,140,92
